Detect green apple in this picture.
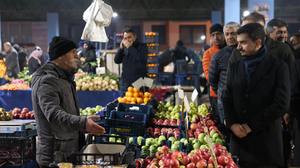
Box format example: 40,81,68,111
189,138,195,142
165,102,172,108
137,136,144,145
193,142,201,149
212,133,220,141
159,135,166,140
192,139,200,144
184,139,188,146
146,138,154,146
141,145,149,150
180,138,186,143
210,130,218,137
215,138,223,145
168,106,174,111
117,138,122,143
157,147,162,151
198,133,205,142
200,145,208,151
129,137,133,144
174,141,180,147
149,145,156,151
171,144,180,151
109,134,116,142
190,102,196,108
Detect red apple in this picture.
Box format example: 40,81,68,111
13,113,19,119
25,113,31,119
214,147,223,156
224,165,235,168
190,155,200,164
13,108,21,114
217,155,229,166
155,128,160,132
171,152,182,161
156,151,163,159
21,111,27,115
218,165,224,168
161,145,169,154
196,160,207,168
186,163,196,168
205,113,213,120
207,163,214,168
177,120,181,126
19,114,25,119
169,159,180,168
206,120,215,127
152,118,158,124
209,156,213,163
22,108,29,113
180,155,190,166
191,123,199,132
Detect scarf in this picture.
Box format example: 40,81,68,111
243,45,266,84
27,50,42,65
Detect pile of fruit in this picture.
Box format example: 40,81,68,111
117,86,154,104
12,108,35,119
75,74,119,91
0,83,30,90
154,102,210,122
147,127,182,138
135,144,238,168
0,60,6,78
79,105,104,115
151,118,181,127
0,108,13,121
74,72,87,79
11,79,29,85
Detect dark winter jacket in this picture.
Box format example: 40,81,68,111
28,58,41,75
13,44,27,72
228,35,295,73
158,48,173,72
209,46,234,124
79,43,97,73
224,51,290,166
293,44,300,60
5,47,20,78
186,48,200,61
290,60,300,166
114,40,148,93
31,62,86,166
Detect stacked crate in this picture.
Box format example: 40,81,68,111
113,33,123,49
144,32,159,84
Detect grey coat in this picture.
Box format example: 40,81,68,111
5,47,20,78
31,62,86,166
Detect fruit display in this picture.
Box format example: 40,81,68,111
0,83,30,90
0,108,13,121
147,127,182,138
17,67,32,85
117,86,154,104
135,145,238,168
75,74,119,91
11,79,29,86
151,118,181,127
79,105,104,115
74,72,87,79
0,60,6,78
12,108,35,119
154,102,211,123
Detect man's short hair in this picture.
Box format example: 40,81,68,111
224,22,241,31
176,40,183,46
243,12,265,25
122,27,136,36
266,19,287,33
4,42,11,47
291,33,300,42
237,23,266,45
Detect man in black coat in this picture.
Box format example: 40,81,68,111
4,42,20,78
114,27,148,93
13,44,27,72
209,22,240,125
79,41,97,74
223,23,290,167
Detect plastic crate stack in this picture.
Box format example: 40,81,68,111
175,60,203,94
113,33,123,49
105,103,152,137
144,32,159,84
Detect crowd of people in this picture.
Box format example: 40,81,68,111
1,40,97,79
203,12,300,167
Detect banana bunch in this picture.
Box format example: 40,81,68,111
0,108,13,121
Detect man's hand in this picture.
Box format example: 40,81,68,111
123,40,133,48
230,124,247,138
120,40,125,50
283,113,290,126
241,123,251,134
224,119,226,126
80,57,85,62
85,115,106,136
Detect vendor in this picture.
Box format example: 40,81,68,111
31,36,105,168
79,41,97,74
4,42,20,78
114,27,148,93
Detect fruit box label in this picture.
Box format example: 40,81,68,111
115,128,131,133
0,126,20,132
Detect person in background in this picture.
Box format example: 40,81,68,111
114,27,148,93
13,44,27,72
224,23,290,167
158,47,173,73
77,41,84,54
22,45,29,58
4,42,20,78
266,18,299,61
27,50,43,75
186,48,200,61
290,34,300,60
34,46,47,65
209,22,240,125
31,36,105,168
202,23,226,121
79,41,97,74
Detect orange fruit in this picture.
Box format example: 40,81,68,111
126,92,133,97
117,97,123,103
144,92,150,98
131,101,136,104
133,92,139,98
128,86,133,92
125,92,130,97
136,97,143,104
133,88,140,93
144,97,149,104
139,92,144,97
149,93,154,98
122,97,127,103
131,97,137,102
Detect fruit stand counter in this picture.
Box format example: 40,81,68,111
0,89,123,111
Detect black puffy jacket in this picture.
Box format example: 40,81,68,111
79,43,97,73
209,46,234,123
